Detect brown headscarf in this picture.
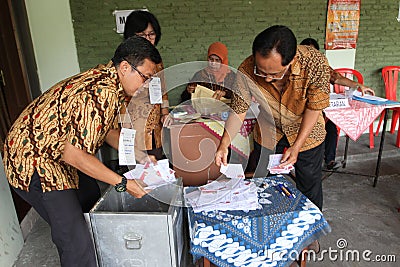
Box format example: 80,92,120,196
207,42,231,83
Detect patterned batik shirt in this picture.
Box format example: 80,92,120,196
3,62,125,192
230,45,331,152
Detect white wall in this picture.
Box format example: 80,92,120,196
0,155,24,266
25,0,80,92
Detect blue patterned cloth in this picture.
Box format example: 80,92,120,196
187,176,331,267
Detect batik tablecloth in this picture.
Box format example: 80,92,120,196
187,176,331,267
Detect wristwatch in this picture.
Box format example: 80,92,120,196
114,176,127,192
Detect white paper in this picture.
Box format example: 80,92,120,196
184,179,260,213
220,164,245,179
149,77,162,104
267,154,294,174
123,160,177,190
118,128,136,165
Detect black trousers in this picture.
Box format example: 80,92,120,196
324,119,338,163
253,136,324,210
13,171,100,267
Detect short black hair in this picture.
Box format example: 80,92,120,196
112,36,162,67
252,25,297,66
300,38,320,50
124,10,162,46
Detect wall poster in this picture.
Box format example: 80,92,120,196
325,0,361,50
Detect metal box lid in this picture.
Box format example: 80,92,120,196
90,179,183,214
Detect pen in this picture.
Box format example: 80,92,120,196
274,185,286,197
278,184,293,199
284,185,296,198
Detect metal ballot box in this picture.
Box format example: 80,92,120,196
87,180,184,267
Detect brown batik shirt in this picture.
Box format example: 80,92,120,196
230,45,331,152
3,61,125,192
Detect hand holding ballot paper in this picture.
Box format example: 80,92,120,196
123,159,177,190
267,154,294,174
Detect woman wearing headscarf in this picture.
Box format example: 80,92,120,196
181,42,236,103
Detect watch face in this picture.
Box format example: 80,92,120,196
115,183,127,192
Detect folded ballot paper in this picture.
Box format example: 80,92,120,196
267,154,294,174
123,159,177,190
184,178,261,213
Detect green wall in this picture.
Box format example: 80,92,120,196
70,0,400,105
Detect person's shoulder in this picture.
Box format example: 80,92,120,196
238,55,254,73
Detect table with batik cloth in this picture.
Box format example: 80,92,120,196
186,176,331,267
324,100,400,186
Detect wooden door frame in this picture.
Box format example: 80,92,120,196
0,0,40,222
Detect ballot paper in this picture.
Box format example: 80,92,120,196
184,178,260,213
124,159,176,190
220,164,245,179
267,154,294,174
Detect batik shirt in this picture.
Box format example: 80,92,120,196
230,45,331,152
3,62,125,192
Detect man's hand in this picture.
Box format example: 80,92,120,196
215,147,229,167
139,154,157,165
279,146,300,168
126,179,149,198
359,85,375,96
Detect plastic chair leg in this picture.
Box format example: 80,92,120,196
375,111,385,136
390,110,399,134
396,118,400,148
369,124,374,149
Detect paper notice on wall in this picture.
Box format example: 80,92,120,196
325,0,360,50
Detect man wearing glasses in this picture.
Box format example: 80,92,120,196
3,36,161,266
215,25,330,213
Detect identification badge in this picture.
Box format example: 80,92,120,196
149,77,162,104
118,128,136,165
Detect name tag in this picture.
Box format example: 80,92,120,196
118,128,136,165
327,98,350,109
149,77,162,104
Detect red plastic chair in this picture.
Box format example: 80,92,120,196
374,66,400,147
333,68,375,149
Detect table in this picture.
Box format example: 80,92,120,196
186,176,331,267
324,100,400,186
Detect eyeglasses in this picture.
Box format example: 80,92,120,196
253,64,290,81
136,31,156,40
123,58,152,83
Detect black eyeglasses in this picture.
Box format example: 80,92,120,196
123,57,152,83
136,31,156,40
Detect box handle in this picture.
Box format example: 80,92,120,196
123,233,142,249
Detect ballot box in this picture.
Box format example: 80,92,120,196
87,180,184,267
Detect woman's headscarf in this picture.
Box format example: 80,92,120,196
207,42,231,83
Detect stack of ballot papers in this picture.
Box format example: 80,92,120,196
184,178,260,213
123,159,177,190
267,154,294,174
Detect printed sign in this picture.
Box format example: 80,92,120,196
325,0,360,50
113,9,148,34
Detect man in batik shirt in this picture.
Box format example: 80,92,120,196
215,25,330,211
3,36,161,266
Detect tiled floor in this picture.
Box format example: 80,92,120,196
13,133,400,267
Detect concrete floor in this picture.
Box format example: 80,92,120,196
12,132,400,267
